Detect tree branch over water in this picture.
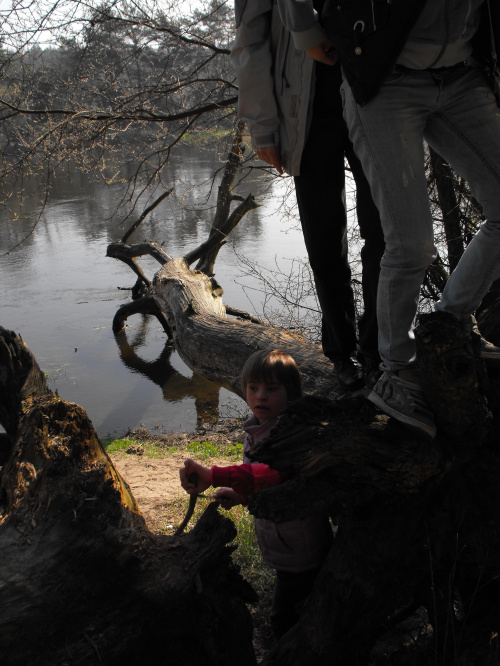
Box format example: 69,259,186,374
0,0,240,222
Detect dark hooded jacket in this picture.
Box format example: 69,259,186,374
321,0,500,104
280,0,500,105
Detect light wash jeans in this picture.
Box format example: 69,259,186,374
341,63,500,372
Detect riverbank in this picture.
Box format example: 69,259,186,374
108,418,247,534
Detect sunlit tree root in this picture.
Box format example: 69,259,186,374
0,327,257,666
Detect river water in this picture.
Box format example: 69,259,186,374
1,144,319,437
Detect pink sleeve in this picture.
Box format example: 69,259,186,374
210,463,282,504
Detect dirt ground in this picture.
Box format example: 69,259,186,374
109,448,191,531
108,420,247,534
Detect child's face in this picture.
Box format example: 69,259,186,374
246,379,288,423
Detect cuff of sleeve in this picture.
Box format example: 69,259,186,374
211,466,226,488
251,131,280,150
292,24,326,51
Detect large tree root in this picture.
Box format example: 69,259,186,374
0,327,257,666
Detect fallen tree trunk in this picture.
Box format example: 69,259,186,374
0,327,257,666
152,256,338,398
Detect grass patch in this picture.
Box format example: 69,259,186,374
102,436,243,461
102,437,166,458
185,440,243,461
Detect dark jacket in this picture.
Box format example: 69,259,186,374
243,415,332,573
321,0,500,105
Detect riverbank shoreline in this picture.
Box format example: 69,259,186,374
108,417,247,535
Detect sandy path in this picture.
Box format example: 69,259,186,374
109,451,232,532
109,451,187,532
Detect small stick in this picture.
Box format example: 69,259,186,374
174,473,200,536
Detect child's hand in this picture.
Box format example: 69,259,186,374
179,458,211,494
213,487,242,509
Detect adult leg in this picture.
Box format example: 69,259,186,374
342,69,439,437
342,69,437,373
295,62,364,389
345,136,385,386
422,66,500,322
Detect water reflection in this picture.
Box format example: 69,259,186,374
114,320,221,427
0,144,309,436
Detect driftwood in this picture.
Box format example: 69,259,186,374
0,327,257,666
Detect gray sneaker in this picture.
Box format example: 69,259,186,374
367,371,436,439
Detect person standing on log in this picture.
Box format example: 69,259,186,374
231,0,385,391
279,0,500,439
179,349,332,639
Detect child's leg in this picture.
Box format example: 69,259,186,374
270,568,320,639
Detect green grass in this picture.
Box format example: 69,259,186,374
102,437,166,458
185,440,243,460
102,437,243,461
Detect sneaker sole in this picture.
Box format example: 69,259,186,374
367,390,436,439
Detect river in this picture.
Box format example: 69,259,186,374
0,144,320,437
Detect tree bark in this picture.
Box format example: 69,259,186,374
0,327,257,666
152,256,339,398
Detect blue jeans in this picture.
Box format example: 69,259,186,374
342,63,500,372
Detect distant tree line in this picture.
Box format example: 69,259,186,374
0,0,239,220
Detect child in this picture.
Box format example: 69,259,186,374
179,349,332,639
